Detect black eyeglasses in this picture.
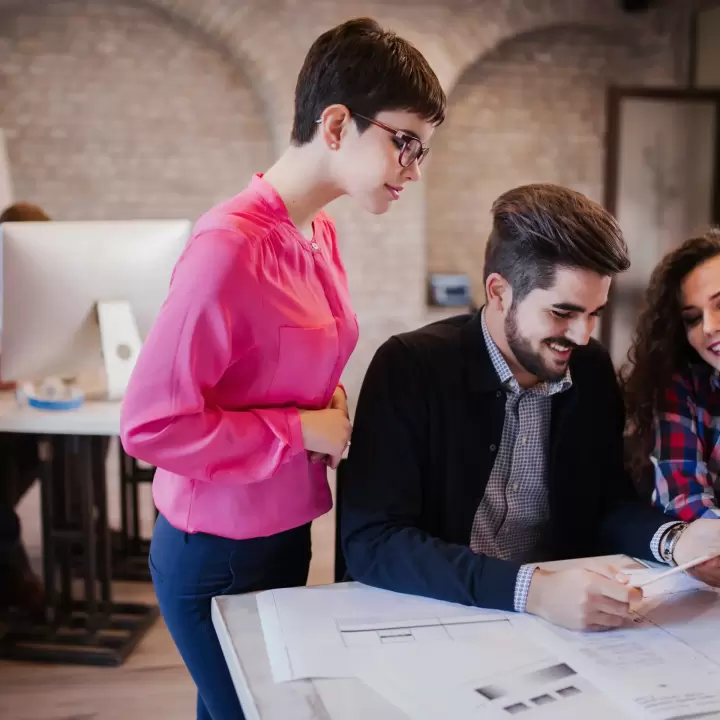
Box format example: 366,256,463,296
353,113,429,168
316,114,430,168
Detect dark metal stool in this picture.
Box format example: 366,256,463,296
0,435,159,666
113,448,157,582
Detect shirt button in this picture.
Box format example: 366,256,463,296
311,242,319,250
490,444,497,452
512,483,519,491
495,391,502,399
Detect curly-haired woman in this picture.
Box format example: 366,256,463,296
624,229,720,523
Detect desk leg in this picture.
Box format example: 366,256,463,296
112,447,153,582
74,436,98,630
55,438,73,616
93,436,112,610
130,456,141,548
0,434,159,667
38,438,58,627
120,446,130,557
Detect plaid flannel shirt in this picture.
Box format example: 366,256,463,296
651,363,720,521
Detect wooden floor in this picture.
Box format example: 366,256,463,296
0,439,337,720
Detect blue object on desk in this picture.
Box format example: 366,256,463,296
16,379,85,411
27,393,85,411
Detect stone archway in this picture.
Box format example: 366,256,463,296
0,0,273,219
425,22,678,304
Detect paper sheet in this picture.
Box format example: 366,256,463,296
353,627,632,720
257,579,720,719
256,584,512,683
516,579,720,720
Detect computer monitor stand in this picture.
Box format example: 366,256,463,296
95,299,143,401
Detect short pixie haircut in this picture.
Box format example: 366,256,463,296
291,17,446,145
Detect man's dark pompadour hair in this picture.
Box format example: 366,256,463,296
483,184,629,302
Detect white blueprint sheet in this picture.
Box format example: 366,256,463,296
257,574,720,719
256,583,513,683
353,626,631,720
518,568,720,719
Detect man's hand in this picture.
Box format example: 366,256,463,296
525,565,642,631
672,519,720,587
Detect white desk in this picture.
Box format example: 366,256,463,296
0,391,120,436
212,582,410,720
211,556,644,720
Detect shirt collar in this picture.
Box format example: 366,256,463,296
480,309,572,396
249,173,289,217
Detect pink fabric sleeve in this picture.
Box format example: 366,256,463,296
120,230,306,484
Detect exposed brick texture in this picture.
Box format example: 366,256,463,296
427,25,677,303
0,0,696,404
0,0,272,221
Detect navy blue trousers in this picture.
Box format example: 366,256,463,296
149,514,312,720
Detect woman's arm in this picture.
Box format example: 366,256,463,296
652,374,720,520
120,230,306,484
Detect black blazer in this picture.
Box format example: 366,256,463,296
341,311,670,612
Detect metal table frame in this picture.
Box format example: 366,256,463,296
0,434,158,666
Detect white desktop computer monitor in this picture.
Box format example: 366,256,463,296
0,219,192,397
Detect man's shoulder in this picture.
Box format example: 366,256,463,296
369,313,473,380
388,313,472,355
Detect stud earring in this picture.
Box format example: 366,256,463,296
331,143,338,149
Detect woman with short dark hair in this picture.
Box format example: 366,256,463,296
120,17,446,720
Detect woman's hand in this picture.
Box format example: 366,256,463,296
672,519,720,587
300,399,351,470
305,386,351,469
329,385,349,419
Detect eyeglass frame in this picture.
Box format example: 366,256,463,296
314,112,430,168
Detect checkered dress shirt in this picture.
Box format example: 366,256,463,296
651,364,720,520
470,313,571,610
471,312,676,613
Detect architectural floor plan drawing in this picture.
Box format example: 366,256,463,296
457,659,616,719
353,634,628,720
336,614,514,647
257,572,720,719
517,571,720,720
256,583,515,682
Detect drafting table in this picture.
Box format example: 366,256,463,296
212,555,645,720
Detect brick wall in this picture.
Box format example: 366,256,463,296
0,0,695,404
0,0,272,221
426,24,677,303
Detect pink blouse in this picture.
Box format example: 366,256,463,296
120,174,359,539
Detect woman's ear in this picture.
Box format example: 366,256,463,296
318,104,352,149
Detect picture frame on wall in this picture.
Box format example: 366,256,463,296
601,87,720,369
0,129,14,210
428,273,472,307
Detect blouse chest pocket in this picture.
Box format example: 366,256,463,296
267,323,340,408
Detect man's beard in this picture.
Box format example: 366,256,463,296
504,305,575,383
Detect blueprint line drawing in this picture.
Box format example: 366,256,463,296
256,583,515,682
336,615,513,647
